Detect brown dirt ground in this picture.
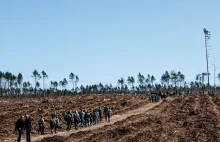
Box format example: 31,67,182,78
0,94,150,142
2,94,220,142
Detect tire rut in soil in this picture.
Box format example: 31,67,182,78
62,97,178,142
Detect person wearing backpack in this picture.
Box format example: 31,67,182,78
107,107,112,122
38,115,45,135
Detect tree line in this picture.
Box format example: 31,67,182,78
0,70,220,98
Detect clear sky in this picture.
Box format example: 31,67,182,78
1,0,220,88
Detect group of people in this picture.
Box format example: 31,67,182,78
15,115,32,142
15,105,112,142
49,105,112,134
149,95,160,102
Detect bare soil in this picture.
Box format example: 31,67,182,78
1,94,220,142
0,94,149,142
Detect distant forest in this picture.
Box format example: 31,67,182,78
0,70,219,98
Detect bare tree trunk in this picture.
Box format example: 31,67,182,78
43,77,45,97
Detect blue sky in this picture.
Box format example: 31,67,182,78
1,0,220,88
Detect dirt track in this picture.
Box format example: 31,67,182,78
0,94,150,142
2,94,220,142
31,99,162,142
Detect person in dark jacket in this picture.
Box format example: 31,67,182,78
98,106,102,122
24,114,32,142
107,107,112,122
89,109,93,126
65,112,72,130
95,109,99,124
54,116,60,133
79,109,85,127
15,115,25,142
73,110,80,130
92,109,97,125
104,105,109,121
38,115,45,135
85,110,90,127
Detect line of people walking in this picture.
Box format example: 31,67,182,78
149,95,160,102
49,105,112,133
15,105,112,142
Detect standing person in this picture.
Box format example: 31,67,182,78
15,115,25,142
151,95,154,102
85,110,90,127
107,107,112,122
38,115,45,135
90,109,94,126
63,111,67,120
66,112,72,130
98,106,102,122
79,109,85,127
93,109,97,125
73,110,80,130
104,105,109,121
55,116,60,133
58,116,62,129
63,110,68,128
50,115,56,134
24,114,32,142
95,109,99,124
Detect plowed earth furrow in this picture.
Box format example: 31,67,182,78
0,94,151,142
3,95,220,142
33,99,163,142
43,95,220,142
38,98,174,142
